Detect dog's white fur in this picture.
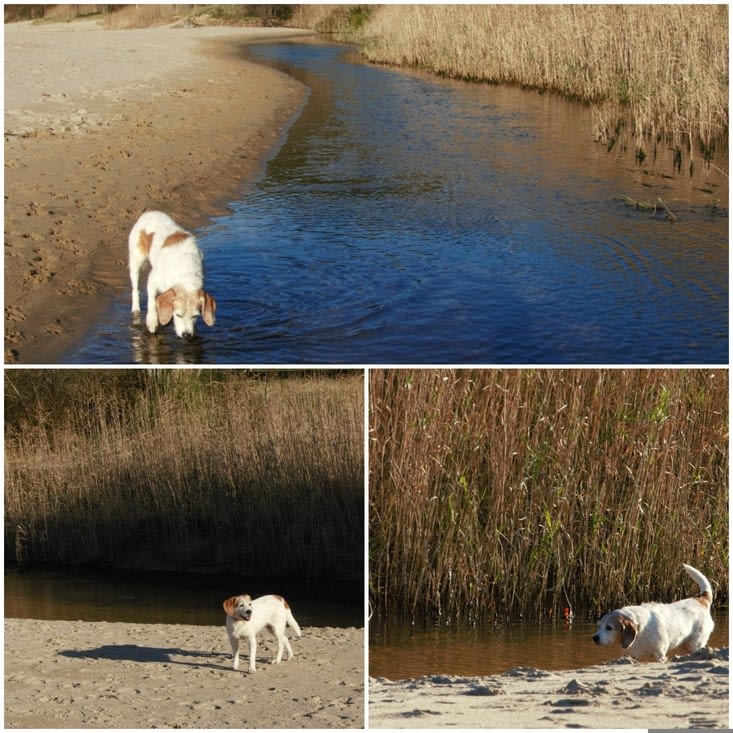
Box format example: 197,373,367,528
223,594,302,673
593,564,714,661
129,211,216,338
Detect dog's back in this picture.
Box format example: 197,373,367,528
129,211,183,259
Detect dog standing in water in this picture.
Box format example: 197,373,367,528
129,211,216,338
593,564,714,661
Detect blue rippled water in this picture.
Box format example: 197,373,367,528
70,41,727,364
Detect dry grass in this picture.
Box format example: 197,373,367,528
100,4,289,29
370,369,728,624
356,5,728,163
5,370,363,579
4,5,107,22
101,5,193,29
3,4,292,28
290,5,372,34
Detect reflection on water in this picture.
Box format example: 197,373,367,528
369,611,729,679
68,41,727,364
5,568,363,628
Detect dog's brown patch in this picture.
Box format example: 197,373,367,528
137,229,154,256
163,230,189,247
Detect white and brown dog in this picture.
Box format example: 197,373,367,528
223,594,302,673
129,211,216,338
593,564,714,661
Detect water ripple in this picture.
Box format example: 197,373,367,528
69,41,727,364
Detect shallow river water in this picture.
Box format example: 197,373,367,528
370,610,729,678
69,41,727,364
5,568,363,628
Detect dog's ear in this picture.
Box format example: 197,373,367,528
223,597,238,617
200,291,216,326
156,288,176,325
618,615,638,649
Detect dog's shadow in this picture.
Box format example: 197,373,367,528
60,644,225,670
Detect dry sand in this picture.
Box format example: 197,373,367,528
4,618,364,728
4,19,313,363
369,647,729,729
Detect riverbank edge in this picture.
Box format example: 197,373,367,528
368,646,730,729
4,21,313,364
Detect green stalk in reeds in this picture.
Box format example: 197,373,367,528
5,370,363,580
370,369,728,624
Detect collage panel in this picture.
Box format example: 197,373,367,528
3,4,729,733
4,368,365,728
368,368,728,729
4,6,726,366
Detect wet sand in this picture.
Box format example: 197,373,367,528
5,618,363,728
369,647,729,729
4,19,312,363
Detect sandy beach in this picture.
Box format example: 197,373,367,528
4,618,363,728
4,19,312,363
369,647,729,729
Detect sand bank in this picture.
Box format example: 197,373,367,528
4,19,312,363
4,618,363,728
369,647,729,729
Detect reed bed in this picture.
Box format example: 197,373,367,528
354,5,728,164
5,370,363,580
100,5,195,29
370,369,727,624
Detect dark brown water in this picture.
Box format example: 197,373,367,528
369,611,729,679
4,568,363,628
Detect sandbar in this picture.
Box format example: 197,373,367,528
4,19,312,363
5,618,364,728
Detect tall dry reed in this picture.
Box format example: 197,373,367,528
355,5,728,163
370,369,727,624
5,370,363,580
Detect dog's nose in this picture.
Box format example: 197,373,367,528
592,634,600,644
182,331,194,339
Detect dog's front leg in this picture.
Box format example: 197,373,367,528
248,634,257,673
130,264,142,313
145,277,160,334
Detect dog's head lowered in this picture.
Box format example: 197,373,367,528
223,594,253,622
156,287,216,339
593,610,638,649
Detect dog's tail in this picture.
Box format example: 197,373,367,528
683,563,713,605
285,605,302,638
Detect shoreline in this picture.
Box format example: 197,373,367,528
5,617,364,728
4,20,313,363
368,647,729,729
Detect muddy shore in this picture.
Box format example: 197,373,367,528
4,19,312,363
5,618,363,728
